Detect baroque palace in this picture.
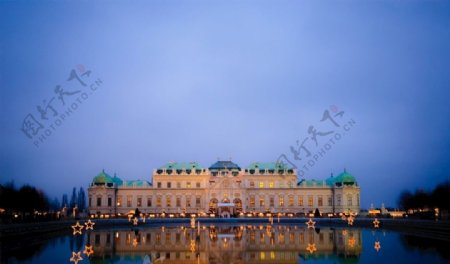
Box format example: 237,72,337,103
88,161,360,217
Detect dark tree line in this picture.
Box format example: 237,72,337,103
0,182,87,222
0,182,49,222
398,181,450,218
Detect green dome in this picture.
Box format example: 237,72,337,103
111,174,123,186
335,169,356,185
92,170,114,184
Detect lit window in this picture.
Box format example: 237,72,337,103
308,196,313,207
187,182,191,188
117,196,122,207
156,196,162,207
137,197,142,207
250,196,255,208
279,196,284,207
166,196,171,207
298,196,303,206
127,196,132,207
186,197,191,207
270,197,274,207
259,182,264,188
259,197,265,207
288,196,294,207
147,197,152,207
269,182,274,188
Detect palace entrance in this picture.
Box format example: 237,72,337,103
218,198,234,218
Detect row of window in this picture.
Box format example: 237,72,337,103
156,181,202,188
249,181,294,188
248,195,330,208
90,194,359,208
153,180,295,189
90,195,202,208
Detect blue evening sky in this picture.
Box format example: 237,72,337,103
1,0,449,209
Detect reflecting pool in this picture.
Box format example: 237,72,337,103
2,223,450,263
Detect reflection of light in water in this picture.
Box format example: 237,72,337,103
83,245,94,257
348,237,356,247
374,241,381,252
306,243,317,254
85,225,364,262
69,251,83,264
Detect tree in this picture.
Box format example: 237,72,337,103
69,187,77,210
431,181,450,211
61,194,69,208
398,190,413,210
49,197,60,211
77,187,86,211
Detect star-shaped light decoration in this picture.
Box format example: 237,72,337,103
348,237,356,247
306,243,317,254
305,218,316,229
373,218,380,228
83,245,94,257
347,216,354,226
85,219,95,230
133,217,139,226
72,221,84,235
374,240,381,252
69,251,83,264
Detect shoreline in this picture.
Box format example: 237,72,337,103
1,217,450,241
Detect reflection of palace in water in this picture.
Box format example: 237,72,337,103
88,225,362,263
88,161,360,217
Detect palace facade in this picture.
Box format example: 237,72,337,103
88,161,360,217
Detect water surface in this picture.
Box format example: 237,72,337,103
2,223,449,263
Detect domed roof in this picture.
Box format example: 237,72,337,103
334,169,356,185
325,173,336,186
93,170,114,184
112,174,123,186
209,161,241,171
